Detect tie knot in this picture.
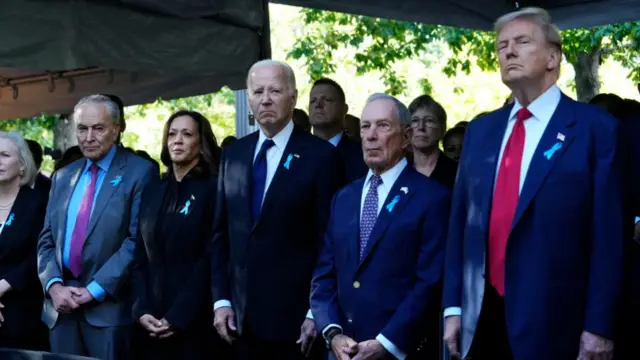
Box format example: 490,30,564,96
370,175,382,188
259,139,275,154
516,107,533,123
89,163,99,174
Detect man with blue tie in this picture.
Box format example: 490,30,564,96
442,8,625,360
311,93,450,360
211,60,345,360
309,78,367,182
37,95,156,359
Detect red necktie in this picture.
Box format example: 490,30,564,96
68,164,99,277
488,107,532,296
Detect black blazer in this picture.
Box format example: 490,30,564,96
0,186,48,348
132,172,217,331
337,135,368,183
211,126,345,341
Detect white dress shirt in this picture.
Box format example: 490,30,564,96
444,85,561,319
323,158,409,360
328,132,344,147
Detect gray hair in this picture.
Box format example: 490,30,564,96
73,94,121,125
365,93,412,126
0,131,38,187
495,7,562,50
246,59,297,94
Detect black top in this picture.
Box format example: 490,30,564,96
429,152,458,190
132,169,217,331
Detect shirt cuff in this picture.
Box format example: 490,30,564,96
86,281,106,302
306,309,314,320
45,277,63,293
376,334,407,360
214,299,232,311
321,324,343,340
444,307,462,317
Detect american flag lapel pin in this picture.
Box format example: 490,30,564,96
557,132,565,142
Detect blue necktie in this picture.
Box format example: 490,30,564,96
360,175,382,260
252,139,275,222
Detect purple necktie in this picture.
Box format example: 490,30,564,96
68,164,99,277
359,175,382,260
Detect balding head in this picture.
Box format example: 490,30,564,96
247,60,297,95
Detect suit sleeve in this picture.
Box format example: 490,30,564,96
310,192,342,332
380,189,451,352
583,116,625,339
441,124,474,310
131,184,153,320
5,189,47,291
38,171,63,292
92,162,157,296
211,150,231,303
165,182,216,330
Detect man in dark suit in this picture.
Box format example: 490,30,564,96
443,8,624,360
309,78,367,182
37,94,156,359
26,139,52,195
211,60,345,360
311,93,450,360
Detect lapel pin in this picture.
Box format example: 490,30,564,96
385,195,401,213
110,175,123,188
543,142,563,160
191,194,195,201
400,187,409,194
284,153,299,169
179,200,191,216
557,132,565,142
5,213,14,226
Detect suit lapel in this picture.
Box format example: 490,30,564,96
512,96,576,230
477,106,513,233
86,148,127,238
347,179,365,268
241,132,259,230
254,128,307,230
357,166,416,272
58,161,85,252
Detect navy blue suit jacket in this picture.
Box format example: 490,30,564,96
443,94,625,360
336,136,367,183
311,165,450,354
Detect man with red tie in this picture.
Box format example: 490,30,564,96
442,7,625,360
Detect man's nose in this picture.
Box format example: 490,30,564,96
260,92,273,105
86,129,96,141
315,99,325,108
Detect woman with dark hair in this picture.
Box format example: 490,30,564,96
408,94,458,189
132,110,227,359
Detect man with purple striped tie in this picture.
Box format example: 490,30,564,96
310,93,450,360
37,94,156,359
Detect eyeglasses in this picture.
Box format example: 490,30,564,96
410,117,441,129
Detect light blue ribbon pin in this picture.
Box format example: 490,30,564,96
110,175,123,188
179,200,191,215
283,153,294,169
5,213,14,226
543,142,563,160
386,195,401,213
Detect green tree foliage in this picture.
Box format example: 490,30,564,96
289,9,640,100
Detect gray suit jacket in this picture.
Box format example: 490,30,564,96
37,147,156,328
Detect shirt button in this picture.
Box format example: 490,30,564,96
353,281,360,289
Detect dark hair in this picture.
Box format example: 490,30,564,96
26,139,44,169
408,95,448,129
160,110,221,177
455,120,470,128
292,108,311,131
619,98,640,122
221,136,237,148
102,94,126,142
54,146,83,172
443,126,466,147
312,78,346,103
135,150,160,173
589,93,624,119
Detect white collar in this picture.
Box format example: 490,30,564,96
328,132,344,147
509,84,562,124
364,157,408,188
257,120,294,150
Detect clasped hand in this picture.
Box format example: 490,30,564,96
48,284,94,314
331,336,389,360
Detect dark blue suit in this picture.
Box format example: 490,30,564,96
443,94,625,360
311,165,450,356
336,136,367,183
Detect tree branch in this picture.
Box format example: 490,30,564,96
601,43,635,55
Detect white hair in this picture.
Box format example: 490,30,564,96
365,93,412,126
0,131,38,187
246,59,297,94
73,94,122,125
495,7,562,50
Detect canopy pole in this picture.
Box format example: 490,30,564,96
234,89,257,137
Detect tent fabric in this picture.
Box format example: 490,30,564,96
272,0,640,30
0,0,269,120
